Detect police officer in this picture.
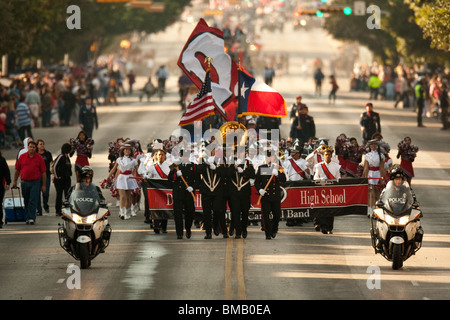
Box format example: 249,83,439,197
227,146,256,239
360,102,381,144
254,149,286,239
197,143,228,239
78,97,98,139
168,149,196,239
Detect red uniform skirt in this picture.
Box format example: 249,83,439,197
400,159,414,178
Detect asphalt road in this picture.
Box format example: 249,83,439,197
1,21,449,304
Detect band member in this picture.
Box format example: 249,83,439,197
254,149,286,240
283,140,311,181
168,149,196,239
313,146,341,234
345,137,363,177
197,144,228,239
108,143,139,220
137,141,155,224
282,140,310,226
306,138,338,175
227,146,256,239
396,136,418,186
363,139,386,215
146,149,170,234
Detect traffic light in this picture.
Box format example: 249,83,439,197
316,10,324,17
343,7,352,15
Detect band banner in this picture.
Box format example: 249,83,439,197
146,178,369,220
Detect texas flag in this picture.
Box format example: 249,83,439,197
237,68,287,119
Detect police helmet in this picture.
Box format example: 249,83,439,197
389,164,405,180
80,166,94,180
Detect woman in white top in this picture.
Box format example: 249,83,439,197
363,139,386,214
146,149,170,233
108,143,139,220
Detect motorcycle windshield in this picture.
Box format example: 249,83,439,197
68,183,101,217
381,180,414,216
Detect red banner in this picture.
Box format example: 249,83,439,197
146,178,368,219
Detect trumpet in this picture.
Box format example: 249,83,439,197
275,149,285,173
318,144,332,153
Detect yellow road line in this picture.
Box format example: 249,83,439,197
224,237,234,300
235,238,247,300
224,237,247,300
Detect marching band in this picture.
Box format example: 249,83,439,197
100,116,400,240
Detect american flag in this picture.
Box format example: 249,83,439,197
178,70,215,126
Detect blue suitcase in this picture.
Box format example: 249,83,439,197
3,187,26,224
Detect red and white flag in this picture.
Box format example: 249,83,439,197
178,69,215,126
178,18,236,120
178,19,286,122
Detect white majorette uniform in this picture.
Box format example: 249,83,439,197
115,156,139,189
364,151,385,185
283,157,310,181
313,160,341,180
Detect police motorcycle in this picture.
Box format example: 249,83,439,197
369,166,423,270
58,167,112,269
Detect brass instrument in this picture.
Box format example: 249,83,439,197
319,145,332,153
218,121,247,149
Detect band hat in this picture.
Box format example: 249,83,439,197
119,143,133,150
368,139,381,145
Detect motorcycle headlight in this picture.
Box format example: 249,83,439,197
384,214,396,225
384,213,409,225
72,213,97,224
398,215,410,225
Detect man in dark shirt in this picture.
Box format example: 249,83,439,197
79,97,98,138
13,141,46,224
360,102,381,144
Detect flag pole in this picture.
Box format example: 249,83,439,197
237,58,241,121
205,56,213,134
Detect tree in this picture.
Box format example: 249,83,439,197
0,0,191,68
407,0,450,51
322,0,450,66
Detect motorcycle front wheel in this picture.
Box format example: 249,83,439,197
392,243,403,270
79,243,90,269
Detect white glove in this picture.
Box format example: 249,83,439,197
236,158,243,166
176,170,182,177
259,189,266,196
272,169,279,176
237,167,244,174
186,186,193,193
210,163,216,170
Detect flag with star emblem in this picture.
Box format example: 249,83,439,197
237,68,287,118
178,69,215,126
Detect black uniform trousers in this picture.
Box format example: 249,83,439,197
173,193,195,237
202,193,227,236
230,191,251,237
260,198,282,238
